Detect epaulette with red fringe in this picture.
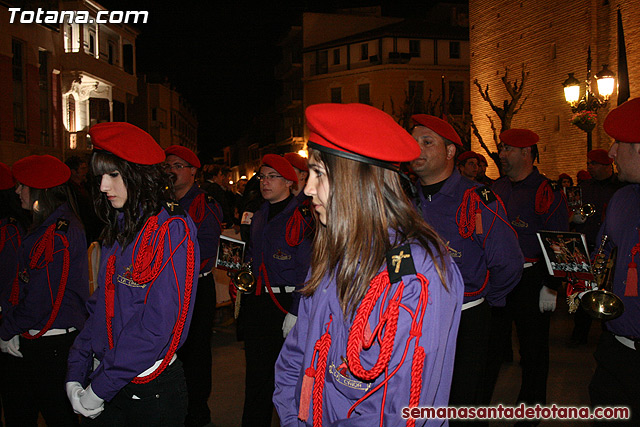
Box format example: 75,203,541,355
285,199,314,247
535,180,555,215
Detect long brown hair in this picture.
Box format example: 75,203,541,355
91,151,174,247
303,148,449,317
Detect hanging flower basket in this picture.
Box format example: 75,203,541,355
570,110,597,133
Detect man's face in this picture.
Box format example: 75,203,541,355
74,162,89,182
409,126,453,182
499,144,527,178
165,154,195,196
609,142,640,183
259,165,292,203
459,158,479,180
586,159,612,181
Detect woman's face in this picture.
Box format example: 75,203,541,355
15,183,31,210
304,155,330,226
99,171,128,209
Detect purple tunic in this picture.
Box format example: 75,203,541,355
0,203,88,340
247,196,312,315
66,206,200,401
416,170,523,306
273,241,463,426
492,167,569,261
596,184,640,339
179,183,222,273
0,216,24,313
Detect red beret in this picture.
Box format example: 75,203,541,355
0,162,14,190
587,149,613,165
577,170,591,181
306,103,421,166
476,153,488,164
284,153,308,172
89,122,165,165
261,154,298,183
604,97,640,143
411,114,462,146
457,151,478,165
499,129,539,147
12,155,70,189
165,145,201,168
558,173,571,181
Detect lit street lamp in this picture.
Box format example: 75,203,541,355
562,46,616,151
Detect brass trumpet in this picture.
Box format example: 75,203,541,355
579,235,625,320
580,203,596,218
229,263,256,293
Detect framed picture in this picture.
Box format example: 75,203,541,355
537,231,594,280
215,235,245,271
564,186,582,211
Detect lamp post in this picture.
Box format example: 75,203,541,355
562,46,616,152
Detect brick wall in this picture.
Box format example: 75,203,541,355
470,0,640,181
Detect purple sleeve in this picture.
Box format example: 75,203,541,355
274,294,311,426
289,236,312,316
89,217,200,401
67,292,98,386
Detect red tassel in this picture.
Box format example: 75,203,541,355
298,367,315,422
363,321,372,346
475,208,483,235
625,262,638,297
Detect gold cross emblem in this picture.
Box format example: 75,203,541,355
56,219,69,230
481,188,490,201
166,201,178,212
391,251,410,274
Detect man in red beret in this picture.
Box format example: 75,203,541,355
486,128,569,414
239,154,312,427
569,148,625,349
164,146,223,427
589,98,640,423
476,153,495,186
409,115,523,417
457,150,479,181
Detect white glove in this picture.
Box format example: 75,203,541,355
282,313,298,338
79,384,104,419
67,382,104,419
0,336,23,358
539,286,558,313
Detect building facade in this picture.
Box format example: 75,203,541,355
470,0,640,180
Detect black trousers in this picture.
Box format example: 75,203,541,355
1,331,79,427
589,331,640,425
177,274,216,427
483,265,551,407
82,359,188,427
449,300,491,406
240,291,290,427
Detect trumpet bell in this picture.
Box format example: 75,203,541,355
580,203,596,218
234,269,256,293
580,290,625,320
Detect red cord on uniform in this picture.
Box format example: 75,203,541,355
535,180,554,215
22,225,70,339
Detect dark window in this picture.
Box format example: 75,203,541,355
333,49,340,65
108,41,115,65
409,40,420,57
449,81,465,114
330,87,342,103
360,43,368,60
358,83,370,105
89,32,96,55
449,41,460,59
317,50,328,74
39,50,51,146
112,100,125,122
90,98,110,126
12,39,26,143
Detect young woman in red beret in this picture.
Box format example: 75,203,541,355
273,104,464,426
0,155,89,426
66,122,200,425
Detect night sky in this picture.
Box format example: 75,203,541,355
99,0,461,160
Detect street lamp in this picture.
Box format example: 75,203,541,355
562,46,616,151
